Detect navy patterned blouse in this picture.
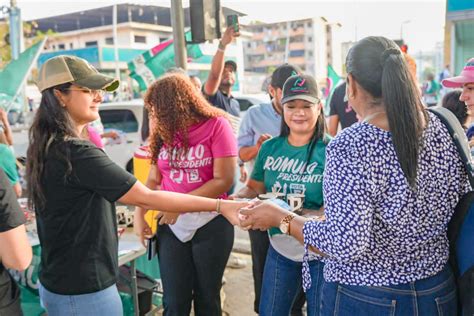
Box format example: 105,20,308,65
302,112,470,290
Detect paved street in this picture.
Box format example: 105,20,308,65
223,252,257,316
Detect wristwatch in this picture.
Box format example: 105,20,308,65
279,214,296,235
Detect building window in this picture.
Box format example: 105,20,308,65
58,44,65,50
307,36,312,42
70,43,74,49
85,41,98,47
290,50,305,57
105,37,114,45
290,35,304,43
134,35,147,44
308,51,313,57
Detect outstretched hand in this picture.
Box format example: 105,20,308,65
239,200,291,231
221,26,240,47
220,199,255,226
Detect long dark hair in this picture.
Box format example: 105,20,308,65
346,36,426,187
280,101,327,166
26,83,77,211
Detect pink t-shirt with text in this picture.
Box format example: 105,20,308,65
158,116,237,197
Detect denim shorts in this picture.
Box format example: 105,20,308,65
39,283,123,316
320,265,457,316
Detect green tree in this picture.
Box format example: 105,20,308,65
0,21,55,68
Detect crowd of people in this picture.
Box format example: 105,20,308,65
1,22,474,316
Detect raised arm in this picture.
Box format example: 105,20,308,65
203,26,240,96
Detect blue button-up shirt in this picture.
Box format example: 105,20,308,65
237,102,281,149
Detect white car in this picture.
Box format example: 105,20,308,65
234,94,268,113
98,99,145,173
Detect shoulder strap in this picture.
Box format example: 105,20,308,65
428,107,474,187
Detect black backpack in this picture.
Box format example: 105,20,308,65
429,107,474,316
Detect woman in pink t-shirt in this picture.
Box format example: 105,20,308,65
134,73,238,316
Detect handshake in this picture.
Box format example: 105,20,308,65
222,197,295,231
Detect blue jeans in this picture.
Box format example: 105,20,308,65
320,265,457,316
259,244,324,316
157,215,234,316
39,283,123,316
248,229,270,313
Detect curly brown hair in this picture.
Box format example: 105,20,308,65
145,73,227,164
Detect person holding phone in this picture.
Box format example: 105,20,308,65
203,25,240,117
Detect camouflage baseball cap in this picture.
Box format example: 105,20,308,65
37,55,119,92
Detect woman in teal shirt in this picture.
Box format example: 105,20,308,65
234,74,329,316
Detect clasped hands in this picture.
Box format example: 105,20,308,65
223,199,292,231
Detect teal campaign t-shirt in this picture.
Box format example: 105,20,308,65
251,136,329,261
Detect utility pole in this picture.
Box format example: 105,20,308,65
7,0,26,114
170,0,187,70
113,4,121,101
8,0,22,60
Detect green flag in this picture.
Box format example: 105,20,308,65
327,64,341,98
128,32,203,91
0,38,46,100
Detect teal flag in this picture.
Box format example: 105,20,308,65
323,64,342,115
327,64,341,98
0,38,46,98
128,32,203,91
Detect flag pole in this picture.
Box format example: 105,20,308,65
6,37,47,113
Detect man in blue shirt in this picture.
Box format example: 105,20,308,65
236,63,302,314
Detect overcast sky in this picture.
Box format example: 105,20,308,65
0,0,446,53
